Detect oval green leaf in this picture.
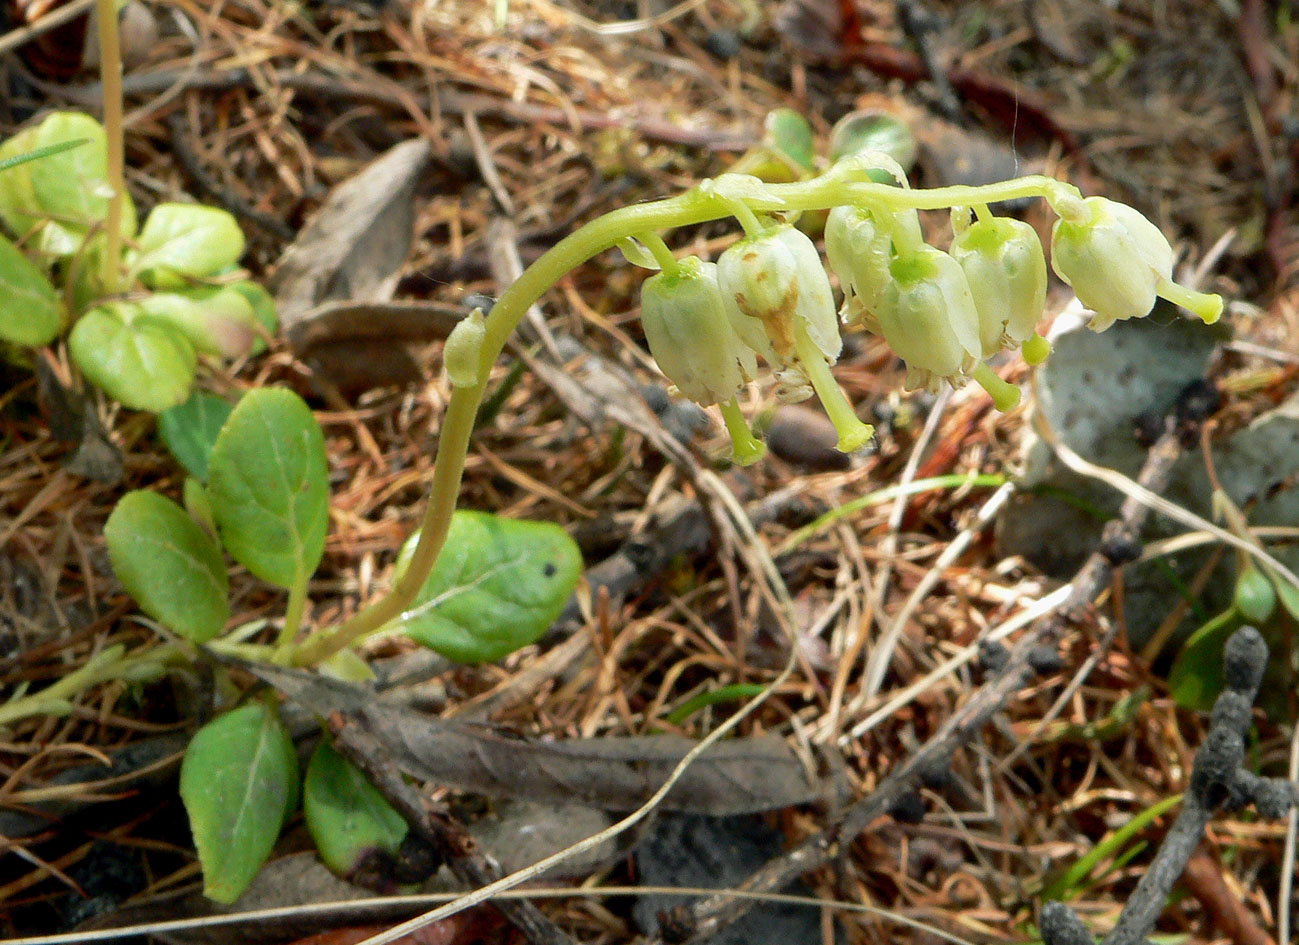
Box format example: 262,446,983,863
829,110,917,171
1233,566,1276,625
0,112,136,256
304,739,407,878
180,702,299,904
134,203,245,288
763,108,816,172
105,490,229,642
0,234,63,345
206,388,329,589
159,391,234,482
68,303,197,412
393,510,582,663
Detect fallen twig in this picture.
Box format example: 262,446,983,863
1041,625,1295,945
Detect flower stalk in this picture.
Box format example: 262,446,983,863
291,164,1223,666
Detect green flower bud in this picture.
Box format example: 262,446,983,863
825,205,892,331
443,308,486,387
1049,196,1173,331
640,257,757,406
717,225,841,367
877,246,982,392
949,213,1047,356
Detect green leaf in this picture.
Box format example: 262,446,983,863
180,702,299,904
393,510,582,663
304,740,407,878
206,388,329,589
105,491,229,642
138,286,260,358
133,203,245,288
0,112,136,256
763,108,816,172
68,303,197,412
0,234,63,345
1168,608,1241,711
1233,566,1276,625
158,391,234,482
828,110,917,171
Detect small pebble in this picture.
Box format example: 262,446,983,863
766,405,851,471
704,29,742,60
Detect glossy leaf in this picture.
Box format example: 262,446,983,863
304,740,407,878
158,391,233,482
0,234,62,345
206,388,329,589
393,510,582,663
105,491,229,642
829,110,917,171
68,303,197,412
139,286,260,358
133,203,245,288
763,108,816,172
180,702,299,904
0,112,136,256
1234,566,1276,625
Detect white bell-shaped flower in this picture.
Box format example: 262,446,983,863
640,257,757,406
717,225,872,453
949,212,1048,359
824,205,893,332
876,245,983,392
717,225,841,365
1050,196,1172,331
1050,196,1221,331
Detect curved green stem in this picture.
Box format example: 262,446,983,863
639,230,680,273
272,574,310,664
0,643,184,730
290,169,1073,666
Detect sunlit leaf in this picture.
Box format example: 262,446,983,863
0,234,62,345
829,110,917,171
392,510,582,663
206,388,329,589
763,108,816,172
68,303,197,412
133,203,245,288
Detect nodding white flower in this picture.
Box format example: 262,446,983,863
1049,196,1175,332
949,213,1048,357
639,257,757,406
717,224,841,366
876,245,982,392
824,205,893,332
717,225,873,453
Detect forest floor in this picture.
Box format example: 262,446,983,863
2,0,1298,943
